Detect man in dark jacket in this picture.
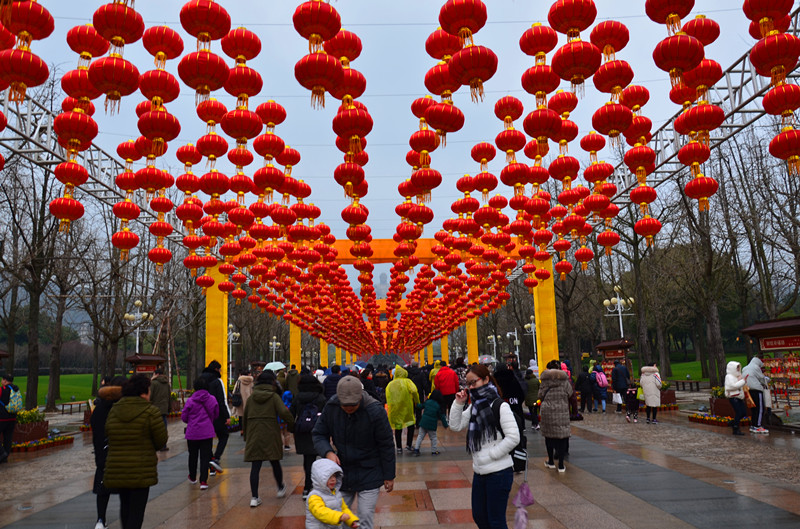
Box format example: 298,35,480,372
0,374,19,463
322,364,342,400
150,369,171,444
313,376,395,529
611,360,630,413
200,360,230,471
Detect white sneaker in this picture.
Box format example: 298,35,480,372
277,484,287,498
250,497,262,508
757,427,769,434
94,521,107,529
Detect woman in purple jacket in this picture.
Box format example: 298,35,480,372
182,377,219,490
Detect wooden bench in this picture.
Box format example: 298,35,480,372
60,402,86,415
671,380,701,392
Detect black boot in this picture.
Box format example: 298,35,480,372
733,427,744,436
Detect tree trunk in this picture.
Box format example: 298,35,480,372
45,288,67,411
105,339,120,377
705,299,726,386
654,311,672,377
91,325,101,396
26,292,41,409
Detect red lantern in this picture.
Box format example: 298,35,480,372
548,0,598,41
425,61,461,101
769,127,800,175
750,33,800,87
325,30,363,63
148,247,172,272
620,85,650,115
180,0,232,49
137,110,181,156
330,67,367,105
221,109,263,146
142,25,184,69
294,52,344,108
554,259,573,280
681,15,720,46
574,246,594,270
645,0,696,34
178,51,230,104
670,81,696,108
597,230,620,256
92,2,144,55
677,140,710,177
89,55,140,114
523,107,562,153
681,103,725,146
67,24,110,68
521,65,560,107
49,197,84,233
425,102,465,146
54,111,99,154
112,229,140,262
221,27,261,63
333,106,373,153
634,215,661,246
519,23,558,65
682,59,723,102
471,142,496,171
224,65,264,109
495,130,527,162
0,48,48,102
763,83,800,126
684,175,719,212
624,144,656,183
590,20,629,61
592,102,633,145
592,60,634,101
139,69,181,109
198,98,228,129
425,27,462,61
630,184,657,215
256,100,287,131
438,0,488,46
552,40,602,95
580,132,606,162
293,0,342,52
448,45,498,102
743,0,794,38
652,34,705,87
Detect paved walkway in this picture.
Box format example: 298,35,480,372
2,410,800,528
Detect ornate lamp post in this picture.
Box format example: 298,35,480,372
270,335,281,363
524,315,537,366
603,285,635,338
227,324,240,388
124,300,153,354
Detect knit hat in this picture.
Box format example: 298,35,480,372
337,375,363,405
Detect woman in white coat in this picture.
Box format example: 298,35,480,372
724,361,747,436
640,363,662,424
450,364,520,529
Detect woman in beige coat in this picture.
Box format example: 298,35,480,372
640,363,662,424
231,369,254,420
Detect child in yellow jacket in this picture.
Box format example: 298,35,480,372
305,458,360,529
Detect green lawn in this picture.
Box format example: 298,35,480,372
625,353,748,382
12,374,190,406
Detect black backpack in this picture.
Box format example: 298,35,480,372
491,398,527,472
295,401,321,434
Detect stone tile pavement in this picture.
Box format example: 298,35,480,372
2,409,800,528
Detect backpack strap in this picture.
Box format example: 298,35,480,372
491,398,505,437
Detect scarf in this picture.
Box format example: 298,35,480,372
466,384,501,454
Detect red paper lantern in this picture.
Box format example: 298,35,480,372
256,100,287,131
519,23,559,64
293,0,342,52
554,259,573,280
0,48,49,102
684,175,719,212
677,140,710,176
590,20,629,61
624,144,656,183
449,45,498,102
332,106,373,153
681,103,725,146
620,85,650,115
6,0,54,49
425,61,461,101
634,215,661,246
294,52,344,108
763,83,800,126
548,0,598,41
652,34,704,87
523,107,562,153
325,30,363,63
137,110,181,156
645,0,695,34
139,69,181,109
425,102,465,146
521,65,560,107
592,60,634,101
630,184,657,215
49,197,85,233
438,0,488,46
148,247,172,272
180,0,232,49
54,111,98,154
112,229,140,261
769,127,800,175
221,109,263,145
552,40,602,95
597,230,620,255
197,98,228,128
142,25,184,69
178,51,230,104
681,15,720,46
330,67,367,104
471,142,496,171
580,131,606,161
574,245,594,270
67,24,110,68
221,27,261,63
750,33,800,87
743,0,794,38
682,58,722,102
224,65,264,109
592,102,633,144
92,2,144,55
425,27,462,60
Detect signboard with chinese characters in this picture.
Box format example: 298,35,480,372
760,336,800,351
603,349,626,360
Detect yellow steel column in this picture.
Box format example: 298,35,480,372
427,344,434,364
290,323,301,369
320,339,328,367
441,335,449,363
533,258,559,374
335,347,341,365
205,267,228,389
466,318,479,364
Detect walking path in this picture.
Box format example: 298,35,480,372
2,409,800,528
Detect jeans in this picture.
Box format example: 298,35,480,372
342,487,380,529
118,487,149,529
250,460,283,498
750,389,764,427
471,467,513,529
414,427,438,451
729,397,747,431
187,438,213,483
594,396,606,412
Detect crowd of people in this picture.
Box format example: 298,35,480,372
0,351,779,529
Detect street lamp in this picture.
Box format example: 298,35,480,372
506,330,520,359
603,285,635,338
227,324,240,388
524,315,537,365
123,300,153,354
269,335,281,363
486,335,499,357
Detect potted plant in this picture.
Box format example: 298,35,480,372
709,387,735,418
12,409,49,444
659,380,676,405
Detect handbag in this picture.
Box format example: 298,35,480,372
231,381,243,408
612,392,622,405
636,387,644,401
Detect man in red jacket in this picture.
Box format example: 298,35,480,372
433,361,459,414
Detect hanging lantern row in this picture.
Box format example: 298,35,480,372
0,1,52,103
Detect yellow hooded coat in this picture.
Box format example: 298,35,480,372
386,365,420,430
